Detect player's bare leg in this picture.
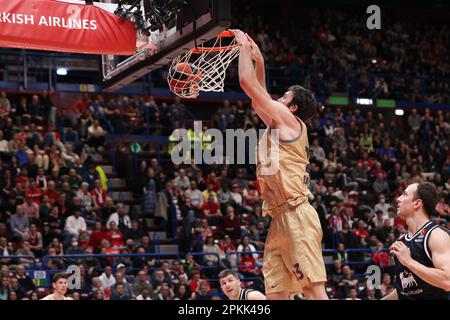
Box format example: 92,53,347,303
266,291,290,300
302,282,329,300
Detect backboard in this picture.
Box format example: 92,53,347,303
99,0,231,92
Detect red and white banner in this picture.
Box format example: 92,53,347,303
0,0,136,55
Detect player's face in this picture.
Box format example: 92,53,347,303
53,278,68,296
277,91,294,108
396,184,419,218
220,275,240,299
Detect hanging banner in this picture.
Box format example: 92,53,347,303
0,0,136,55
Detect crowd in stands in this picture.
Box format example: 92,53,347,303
2,87,448,300
226,6,450,104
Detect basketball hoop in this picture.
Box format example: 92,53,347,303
167,30,240,98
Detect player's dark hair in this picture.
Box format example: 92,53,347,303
414,182,438,216
218,269,240,281
52,273,68,283
288,85,317,122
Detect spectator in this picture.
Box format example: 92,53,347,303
132,270,154,297
0,277,10,300
202,237,221,278
10,205,29,241
310,138,326,163
98,266,116,290
14,264,36,296
110,283,130,300
8,277,27,300
174,284,191,300
64,208,87,239
222,206,240,239
336,265,358,299
153,282,174,300
200,194,222,225
373,173,390,195
192,281,212,300
185,181,203,208
106,203,132,233
345,287,361,300
379,273,394,298
91,179,108,209
136,287,153,300
23,224,43,258
174,168,190,191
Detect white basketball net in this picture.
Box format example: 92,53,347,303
167,32,240,98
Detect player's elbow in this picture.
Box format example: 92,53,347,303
443,280,450,292
239,76,251,90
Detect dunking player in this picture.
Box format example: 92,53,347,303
231,29,328,300
383,182,450,300
41,273,74,300
219,269,266,300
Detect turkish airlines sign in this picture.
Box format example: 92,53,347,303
0,0,136,55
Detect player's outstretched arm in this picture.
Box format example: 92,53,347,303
246,34,267,91
247,291,266,300
390,228,450,291
231,29,293,127
246,34,271,126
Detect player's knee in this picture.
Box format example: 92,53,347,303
303,283,328,300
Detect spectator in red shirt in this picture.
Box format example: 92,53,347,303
106,221,124,250
200,194,222,226
328,208,344,233
355,220,369,240
43,180,59,205
15,167,30,188
91,179,108,209
204,172,221,192
90,221,108,249
198,219,213,242
219,235,237,267
222,206,241,239
372,241,391,269
25,181,43,205
243,182,260,211
238,245,258,277
188,269,210,293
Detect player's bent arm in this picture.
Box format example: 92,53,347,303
238,41,289,125
252,103,271,126
241,80,292,126
251,54,271,126
381,289,398,300
407,228,450,291
247,291,266,300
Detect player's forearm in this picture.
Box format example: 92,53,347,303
406,260,450,291
254,58,267,91
238,44,258,89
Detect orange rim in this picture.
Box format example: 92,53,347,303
190,30,239,54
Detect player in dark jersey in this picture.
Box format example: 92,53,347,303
383,182,450,300
218,269,266,300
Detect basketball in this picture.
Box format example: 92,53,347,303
168,62,202,97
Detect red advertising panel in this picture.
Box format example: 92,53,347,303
0,0,136,55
